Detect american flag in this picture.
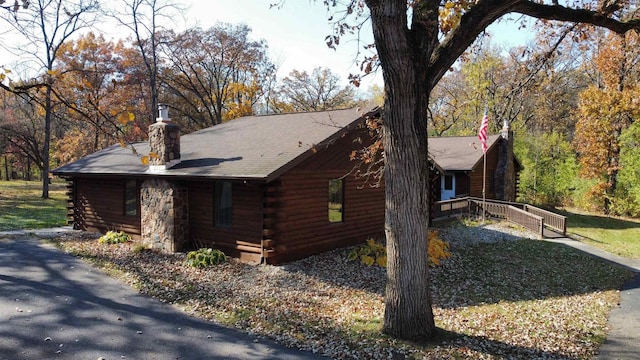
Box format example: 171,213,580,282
478,107,489,153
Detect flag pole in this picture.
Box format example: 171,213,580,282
478,105,489,224
482,149,486,224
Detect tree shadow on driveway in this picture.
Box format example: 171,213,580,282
0,235,324,360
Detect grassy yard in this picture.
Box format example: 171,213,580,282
559,208,640,259
0,180,67,231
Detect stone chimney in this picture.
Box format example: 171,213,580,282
496,119,516,202
140,104,188,253
148,104,180,173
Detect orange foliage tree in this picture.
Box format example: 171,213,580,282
573,31,640,212
52,32,149,164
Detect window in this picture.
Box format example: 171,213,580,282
328,178,344,223
214,181,232,227
444,174,454,191
124,180,138,216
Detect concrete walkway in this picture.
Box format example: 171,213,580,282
544,237,640,360
0,229,325,360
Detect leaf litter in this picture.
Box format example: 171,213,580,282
52,221,633,359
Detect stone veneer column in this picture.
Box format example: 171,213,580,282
140,178,188,252
148,122,180,172
496,119,516,202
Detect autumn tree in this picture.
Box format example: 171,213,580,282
114,0,184,125
0,93,46,180
52,32,147,163
573,30,640,213
158,24,275,129
273,67,358,112
0,0,98,198
320,0,640,340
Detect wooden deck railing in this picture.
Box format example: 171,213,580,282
507,205,544,237
523,205,567,235
433,197,564,238
433,197,470,219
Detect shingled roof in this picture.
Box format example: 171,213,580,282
428,134,501,171
54,108,510,181
53,108,370,182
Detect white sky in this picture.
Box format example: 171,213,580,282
2,0,534,90
183,1,534,89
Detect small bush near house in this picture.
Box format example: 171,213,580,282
98,231,131,244
185,248,227,268
348,230,451,267
132,244,149,253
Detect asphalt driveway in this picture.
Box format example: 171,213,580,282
0,233,325,360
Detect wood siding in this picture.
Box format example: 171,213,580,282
188,180,263,263
268,127,385,263
72,177,142,236
469,148,499,198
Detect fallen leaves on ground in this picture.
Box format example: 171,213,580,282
52,221,632,359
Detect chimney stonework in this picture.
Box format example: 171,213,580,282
496,119,516,202
140,105,188,253
149,104,180,173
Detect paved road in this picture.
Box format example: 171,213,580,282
0,232,325,360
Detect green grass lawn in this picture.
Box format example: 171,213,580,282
0,180,67,231
558,208,640,259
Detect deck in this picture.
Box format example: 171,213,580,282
433,197,567,238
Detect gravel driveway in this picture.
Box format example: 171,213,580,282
0,233,325,360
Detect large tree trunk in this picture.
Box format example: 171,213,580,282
367,0,436,340
381,97,434,340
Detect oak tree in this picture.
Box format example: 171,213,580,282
573,30,640,212
159,24,275,128
323,0,640,340
275,67,358,112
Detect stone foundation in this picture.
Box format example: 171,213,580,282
140,178,188,252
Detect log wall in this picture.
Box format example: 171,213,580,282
469,147,500,198
72,177,142,237
267,126,385,263
187,180,263,263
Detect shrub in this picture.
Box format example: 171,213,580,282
132,244,149,253
348,231,451,268
98,231,131,244
428,230,451,266
185,248,227,268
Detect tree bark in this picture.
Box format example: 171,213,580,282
359,0,640,342
41,80,52,199
367,0,435,340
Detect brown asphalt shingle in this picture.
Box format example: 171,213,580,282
54,108,505,180
53,108,367,182
428,135,500,171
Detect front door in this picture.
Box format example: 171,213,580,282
441,174,456,200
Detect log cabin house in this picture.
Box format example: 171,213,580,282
429,123,522,202
53,107,520,264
